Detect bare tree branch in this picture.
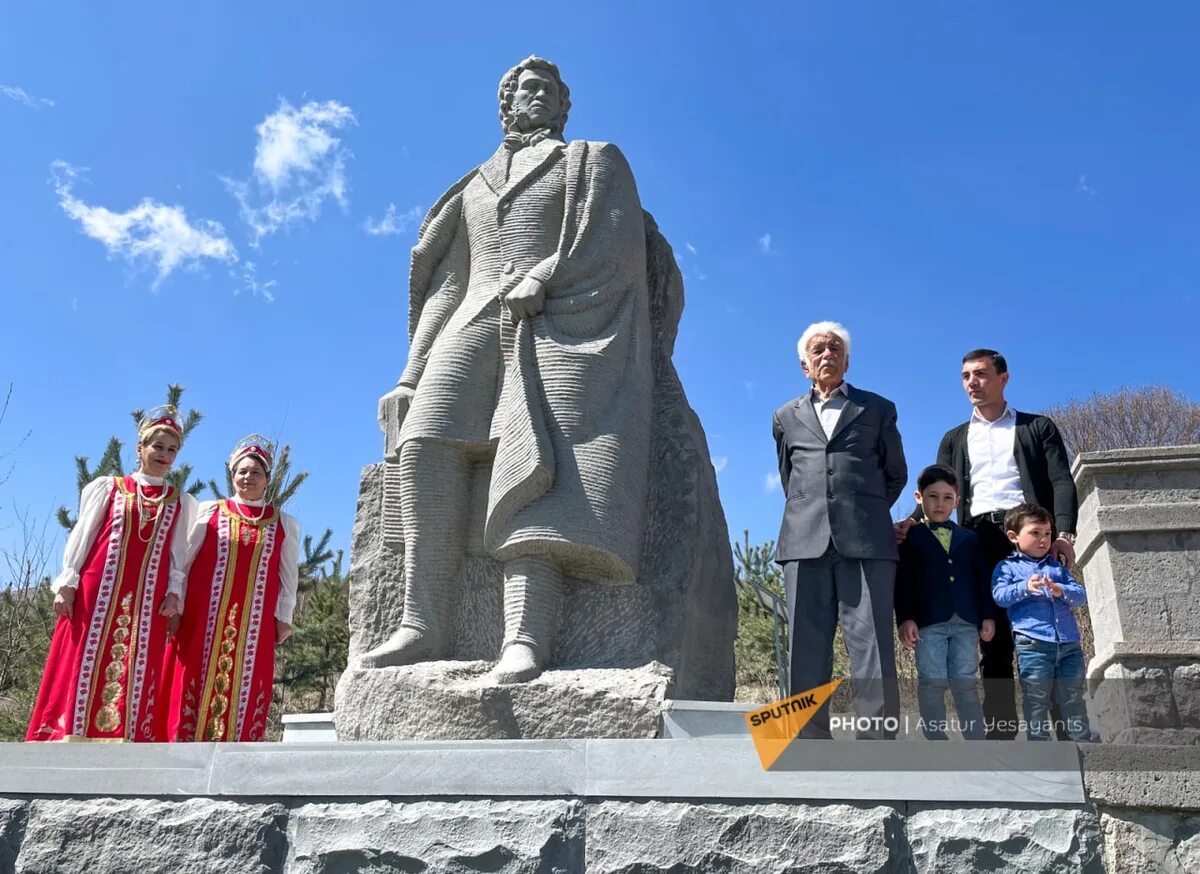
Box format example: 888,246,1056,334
1044,385,1200,459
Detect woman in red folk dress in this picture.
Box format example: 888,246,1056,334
27,406,195,742
168,435,300,742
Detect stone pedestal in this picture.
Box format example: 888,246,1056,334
335,661,673,740
1075,445,1200,743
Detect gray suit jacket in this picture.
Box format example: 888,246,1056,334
773,384,908,562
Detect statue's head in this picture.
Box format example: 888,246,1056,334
498,56,571,136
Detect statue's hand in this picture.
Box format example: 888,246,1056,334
378,384,416,434
505,276,546,321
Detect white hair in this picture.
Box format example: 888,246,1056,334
797,321,852,361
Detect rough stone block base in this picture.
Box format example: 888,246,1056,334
0,799,25,874
1101,808,1200,873
287,800,584,873
586,801,907,873
335,660,673,740
15,799,287,874
907,805,1103,872
0,796,1115,874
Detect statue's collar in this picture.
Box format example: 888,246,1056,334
480,136,566,198
501,128,561,152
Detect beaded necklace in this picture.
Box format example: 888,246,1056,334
134,472,168,543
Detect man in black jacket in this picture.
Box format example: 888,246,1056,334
898,349,1078,739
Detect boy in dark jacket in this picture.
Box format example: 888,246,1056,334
897,465,996,739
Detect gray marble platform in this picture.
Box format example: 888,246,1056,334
0,738,1084,804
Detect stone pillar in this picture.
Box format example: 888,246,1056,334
1074,445,1200,743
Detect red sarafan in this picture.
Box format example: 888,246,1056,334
166,434,300,743
28,405,193,743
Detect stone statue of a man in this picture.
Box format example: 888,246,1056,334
363,56,653,683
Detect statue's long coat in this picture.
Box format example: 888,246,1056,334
391,139,652,584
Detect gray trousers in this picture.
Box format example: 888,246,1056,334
783,548,899,739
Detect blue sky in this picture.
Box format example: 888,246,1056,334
2,2,1198,568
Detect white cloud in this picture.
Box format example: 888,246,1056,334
675,241,708,280
51,161,237,289
364,203,422,237
712,456,728,474
234,261,278,303
758,232,772,254
226,98,357,244
1077,173,1095,196
1,84,54,109
763,472,780,493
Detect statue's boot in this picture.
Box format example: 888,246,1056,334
359,625,449,668
488,556,563,684
360,439,468,670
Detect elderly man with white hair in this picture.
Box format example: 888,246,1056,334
772,321,907,738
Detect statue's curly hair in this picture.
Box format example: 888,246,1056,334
497,55,571,135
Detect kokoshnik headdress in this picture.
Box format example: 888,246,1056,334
228,434,275,476
138,404,184,445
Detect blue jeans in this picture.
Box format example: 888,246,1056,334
1014,633,1091,741
915,616,985,740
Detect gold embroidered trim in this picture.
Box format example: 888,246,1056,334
93,593,133,734
204,606,239,740
229,524,268,737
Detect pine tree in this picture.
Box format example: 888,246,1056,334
733,530,788,700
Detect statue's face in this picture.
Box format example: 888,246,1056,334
510,68,561,132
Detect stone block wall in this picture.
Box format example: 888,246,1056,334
0,796,1115,873
3,799,287,874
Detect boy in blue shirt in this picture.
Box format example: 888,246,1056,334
897,465,995,740
992,503,1091,742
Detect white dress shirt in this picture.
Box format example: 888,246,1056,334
967,404,1026,516
811,382,850,439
